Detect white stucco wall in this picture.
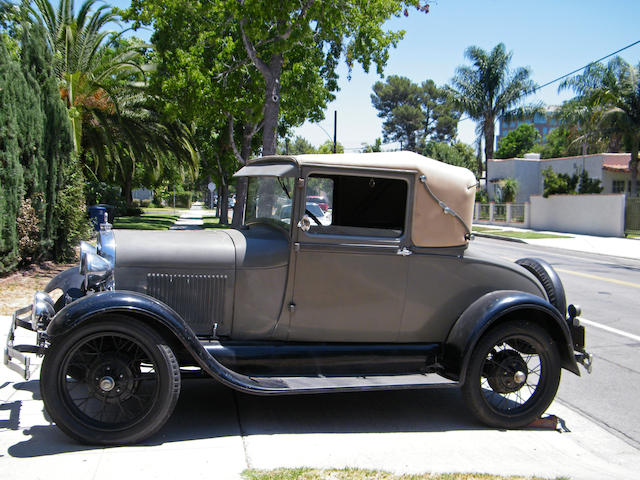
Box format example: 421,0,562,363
530,194,626,237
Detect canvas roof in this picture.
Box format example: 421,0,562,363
237,151,477,247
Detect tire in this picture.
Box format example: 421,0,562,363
40,316,181,445
461,320,561,429
516,257,566,316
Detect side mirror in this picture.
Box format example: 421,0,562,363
297,215,311,232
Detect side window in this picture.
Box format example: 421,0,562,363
306,173,407,238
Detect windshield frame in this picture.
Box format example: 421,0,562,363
244,175,296,231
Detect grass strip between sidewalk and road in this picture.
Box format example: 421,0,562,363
472,227,572,240
113,213,180,230
242,468,566,480
202,217,227,229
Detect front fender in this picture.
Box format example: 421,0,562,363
44,267,84,295
444,290,579,382
46,290,291,395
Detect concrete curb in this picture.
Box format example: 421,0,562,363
472,232,527,243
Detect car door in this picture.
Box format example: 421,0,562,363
287,168,414,342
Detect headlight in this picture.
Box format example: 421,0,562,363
79,238,114,290
32,291,55,328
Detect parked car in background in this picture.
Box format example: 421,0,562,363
5,151,591,445
279,202,332,226
306,195,330,212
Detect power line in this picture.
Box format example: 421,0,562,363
534,39,640,92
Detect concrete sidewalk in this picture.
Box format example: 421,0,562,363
473,224,640,260
1,315,639,480
169,202,229,230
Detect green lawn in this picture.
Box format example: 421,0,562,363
473,227,571,240
202,216,228,229
113,213,180,230
242,468,564,480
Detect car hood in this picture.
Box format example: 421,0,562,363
112,229,236,270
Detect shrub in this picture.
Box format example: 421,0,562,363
54,157,92,262
140,199,152,208
17,197,41,264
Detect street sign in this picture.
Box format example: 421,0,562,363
207,182,215,192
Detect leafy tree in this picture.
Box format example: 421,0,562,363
286,136,317,155
542,167,578,197
422,141,478,176
371,76,458,151
317,140,344,154
495,123,541,159
451,43,539,170
362,138,382,152
371,75,422,150
127,0,430,157
560,57,640,196
542,167,601,197
577,170,603,194
539,127,579,159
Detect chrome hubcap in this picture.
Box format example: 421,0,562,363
99,376,115,392
513,370,526,384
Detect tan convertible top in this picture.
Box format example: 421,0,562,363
242,151,477,247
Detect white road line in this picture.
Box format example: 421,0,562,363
579,317,640,343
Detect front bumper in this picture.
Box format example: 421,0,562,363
3,298,51,380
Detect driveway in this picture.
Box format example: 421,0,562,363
1,321,639,480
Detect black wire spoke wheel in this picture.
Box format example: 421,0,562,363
41,317,180,445
62,333,159,429
462,321,561,429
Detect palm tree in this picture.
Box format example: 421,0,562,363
451,43,539,172
560,57,640,196
28,0,144,152
23,0,199,204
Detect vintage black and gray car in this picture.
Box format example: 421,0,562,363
5,151,592,445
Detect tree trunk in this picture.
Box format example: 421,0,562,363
261,55,283,156
484,120,495,164
123,176,133,207
219,183,229,225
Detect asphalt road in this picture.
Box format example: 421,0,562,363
473,236,640,449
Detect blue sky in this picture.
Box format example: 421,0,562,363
83,0,640,151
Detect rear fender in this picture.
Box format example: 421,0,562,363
444,290,579,382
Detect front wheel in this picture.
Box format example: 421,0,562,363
461,320,561,429
41,316,181,445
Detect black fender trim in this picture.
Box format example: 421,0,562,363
44,267,84,294
48,290,393,395
444,290,580,382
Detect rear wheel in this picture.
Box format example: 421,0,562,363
461,320,561,428
41,317,180,445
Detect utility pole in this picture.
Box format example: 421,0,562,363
333,110,337,154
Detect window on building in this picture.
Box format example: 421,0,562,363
612,180,626,193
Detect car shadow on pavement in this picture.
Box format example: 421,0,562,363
6,377,556,458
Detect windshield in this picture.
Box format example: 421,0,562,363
245,176,295,228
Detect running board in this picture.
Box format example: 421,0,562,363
243,373,458,394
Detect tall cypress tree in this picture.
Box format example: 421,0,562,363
21,25,74,249
0,38,26,272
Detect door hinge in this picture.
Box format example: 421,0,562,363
396,247,413,256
